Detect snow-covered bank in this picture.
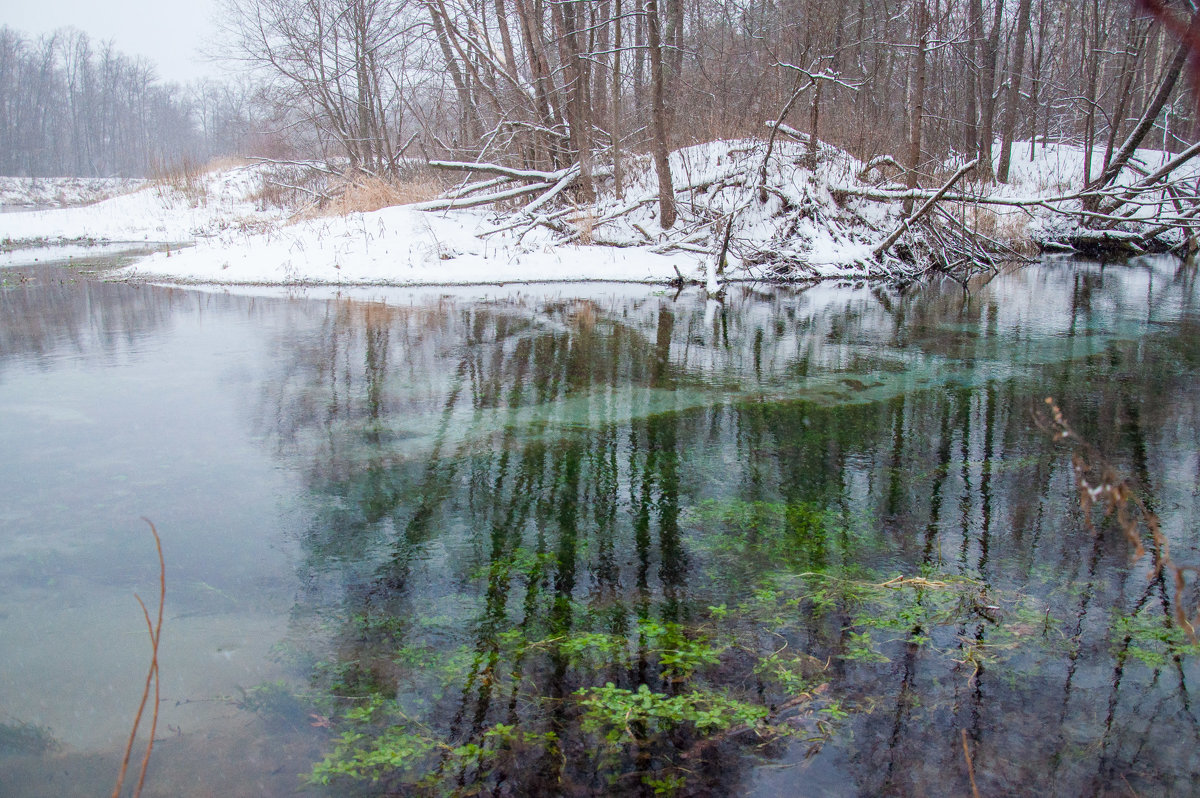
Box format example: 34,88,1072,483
123,203,687,285
0,176,145,209
0,164,282,244
2,138,1194,287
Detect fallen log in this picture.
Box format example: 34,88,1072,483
410,181,556,211
521,168,581,215
857,155,904,182
1098,140,1200,215
428,160,572,183
1064,229,1146,256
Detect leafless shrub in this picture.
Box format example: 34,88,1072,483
247,162,336,211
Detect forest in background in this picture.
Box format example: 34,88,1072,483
1,0,1196,190
0,27,262,177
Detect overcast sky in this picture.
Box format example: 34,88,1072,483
3,0,228,83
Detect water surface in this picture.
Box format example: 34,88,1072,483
2,258,1199,796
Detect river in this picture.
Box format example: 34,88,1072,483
1,257,1198,796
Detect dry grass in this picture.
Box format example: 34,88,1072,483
571,207,597,244
150,158,208,205
951,203,1035,249
149,156,251,207
334,173,442,213
293,169,444,220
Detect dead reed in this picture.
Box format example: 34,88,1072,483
149,158,209,205
1034,397,1200,640
111,518,164,798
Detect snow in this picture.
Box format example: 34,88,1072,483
1,138,1191,288
1,241,166,269
0,164,282,244
121,203,686,285
0,176,144,209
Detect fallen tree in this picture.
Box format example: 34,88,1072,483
401,132,1199,283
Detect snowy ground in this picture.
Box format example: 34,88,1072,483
0,165,281,244
0,140,1189,287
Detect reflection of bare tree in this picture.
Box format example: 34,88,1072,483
0,268,182,374
241,266,1200,795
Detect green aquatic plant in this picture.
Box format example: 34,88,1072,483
0,719,61,755
753,650,826,698
309,697,560,790
1111,612,1200,668
576,683,769,745
637,619,723,678
841,631,890,663
685,498,884,583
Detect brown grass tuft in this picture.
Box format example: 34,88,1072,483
955,204,1033,248
294,169,444,220
571,207,597,245
150,158,209,205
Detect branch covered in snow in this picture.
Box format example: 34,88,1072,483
428,161,575,183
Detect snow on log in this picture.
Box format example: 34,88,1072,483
428,160,573,183
410,181,557,210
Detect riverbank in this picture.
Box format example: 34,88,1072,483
1,139,1193,287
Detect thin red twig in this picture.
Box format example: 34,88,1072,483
962,729,982,798
111,519,165,798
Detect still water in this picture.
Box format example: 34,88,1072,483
1,259,1199,796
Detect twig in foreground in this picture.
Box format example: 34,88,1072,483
112,518,165,798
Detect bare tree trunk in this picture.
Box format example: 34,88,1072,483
1081,0,1102,186
977,0,1003,182
665,0,683,90
493,0,519,81
552,0,594,200
1093,38,1188,188
965,0,983,156
807,79,822,168
1027,0,1048,160
514,0,562,167
904,0,930,214
425,1,482,141
611,0,624,196
1102,20,1147,170
996,0,1032,183
645,0,676,228
593,0,609,126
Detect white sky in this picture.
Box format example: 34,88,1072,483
2,0,227,84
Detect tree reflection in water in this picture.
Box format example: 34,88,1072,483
253,263,1200,796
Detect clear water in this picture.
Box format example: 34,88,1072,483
1,258,1199,796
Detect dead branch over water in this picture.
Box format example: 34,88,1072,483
1035,398,1200,641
